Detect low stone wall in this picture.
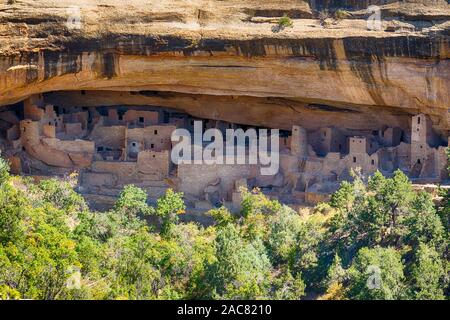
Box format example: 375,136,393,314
178,163,258,199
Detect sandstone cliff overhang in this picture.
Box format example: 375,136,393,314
0,0,449,133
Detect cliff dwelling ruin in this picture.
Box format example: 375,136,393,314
0,91,448,214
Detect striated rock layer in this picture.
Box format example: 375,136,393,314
0,0,449,134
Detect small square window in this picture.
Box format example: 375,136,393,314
154,130,158,135
139,117,144,123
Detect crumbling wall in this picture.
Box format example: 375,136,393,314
64,122,83,136
382,127,402,147
82,172,117,188
20,119,94,168
143,125,176,151
63,111,88,130
91,161,139,185
137,150,170,180
178,163,258,199
124,110,159,126
42,124,56,138
90,125,126,150
6,124,19,141
309,127,347,156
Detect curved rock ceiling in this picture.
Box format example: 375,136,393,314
0,0,449,133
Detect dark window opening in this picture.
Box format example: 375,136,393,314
81,90,86,95
97,147,104,152
132,142,136,147
154,129,158,135
151,144,154,149
139,117,144,123
152,155,156,158
117,110,125,121
417,159,421,164
353,157,357,163
418,117,420,124
371,159,375,165
48,122,52,126
338,144,342,151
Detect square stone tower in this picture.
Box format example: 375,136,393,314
411,114,429,167
291,125,308,157
349,136,366,155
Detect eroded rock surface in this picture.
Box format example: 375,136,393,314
1,1,449,130
0,1,449,212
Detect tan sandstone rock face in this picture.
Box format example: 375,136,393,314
0,0,449,134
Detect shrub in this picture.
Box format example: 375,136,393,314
0,157,10,186
277,15,294,29
154,188,186,234
334,9,351,20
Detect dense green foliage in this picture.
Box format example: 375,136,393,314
0,156,448,300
